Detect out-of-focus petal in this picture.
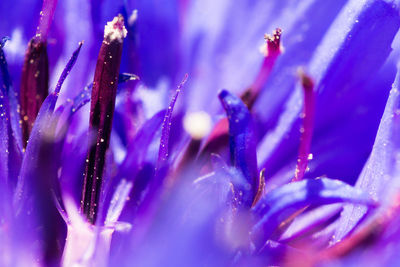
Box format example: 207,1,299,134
333,67,400,243
259,0,400,189
13,43,82,265
251,178,376,248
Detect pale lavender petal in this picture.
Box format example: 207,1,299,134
280,204,342,242
251,178,376,248
105,179,133,226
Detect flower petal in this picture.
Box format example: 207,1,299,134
333,67,400,243
258,0,400,188
251,178,376,248
219,89,258,207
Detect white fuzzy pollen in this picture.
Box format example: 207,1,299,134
183,111,212,140
104,15,128,43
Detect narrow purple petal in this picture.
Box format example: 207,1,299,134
120,110,164,179
103,110,164,221
0,88,10,184
0,37,12,90
0,37,21,144
52,42,83,98
156,74,187,168
0,37,22,183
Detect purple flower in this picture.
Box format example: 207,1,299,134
1,0,400,266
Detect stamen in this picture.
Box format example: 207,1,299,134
240,28,282,109
20,0,58,147
81,15,127,224
293,69,315,182
20,38,49,148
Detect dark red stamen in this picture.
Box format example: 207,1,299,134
20,0,58,148
293,70,315,182
81,15,126,224
20,39,49,148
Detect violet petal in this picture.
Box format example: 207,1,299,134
156,74,187,169
219,89,258,207
251,178,376,248
333,68,400,243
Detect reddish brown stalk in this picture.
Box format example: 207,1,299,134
81,15,127,224
20,39,49,148
20,0,58,148
293,70,315,182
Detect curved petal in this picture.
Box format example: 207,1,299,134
251,178,376,248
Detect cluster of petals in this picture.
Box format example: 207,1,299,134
1,0,400,266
